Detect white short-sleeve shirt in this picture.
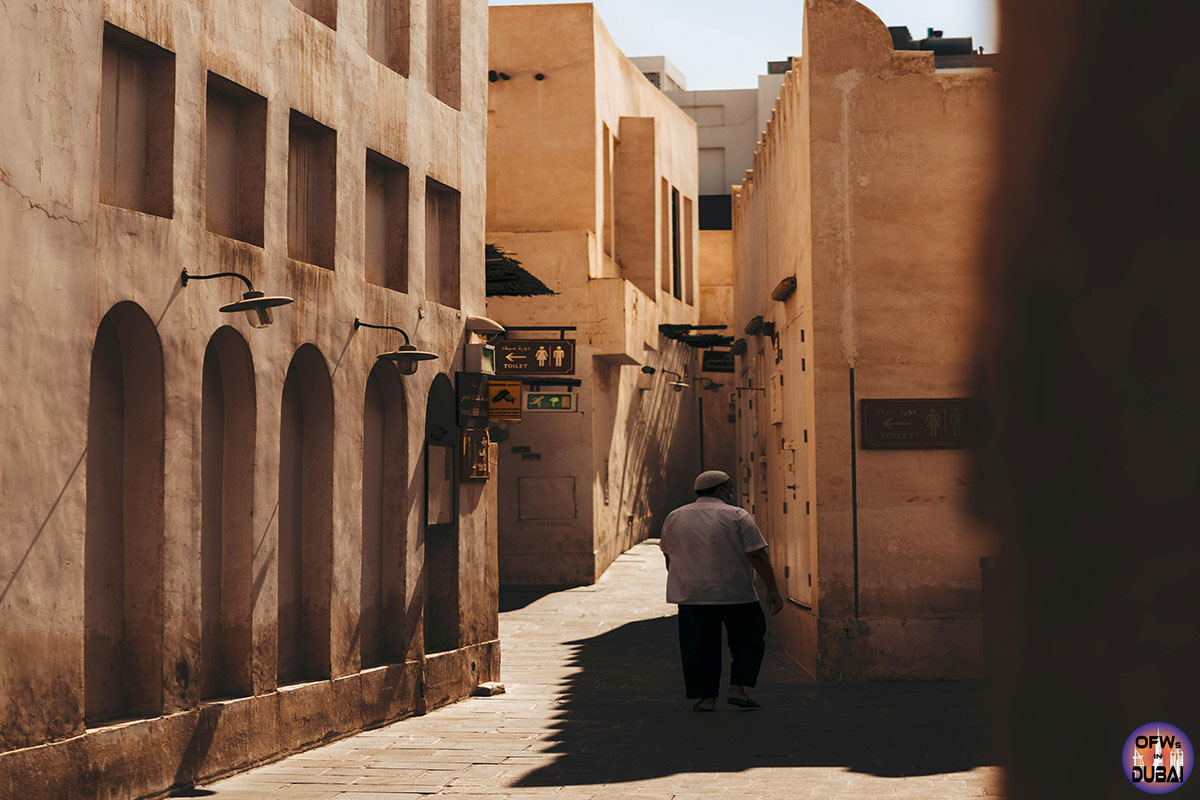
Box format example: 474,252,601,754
659,496,768,605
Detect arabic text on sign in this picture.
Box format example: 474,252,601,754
495,339,576,375
859,398,978,450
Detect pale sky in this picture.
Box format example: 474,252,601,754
488,0,999,91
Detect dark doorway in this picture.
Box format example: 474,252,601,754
200,327,255,699
277,344,334,683
361,361,409,667
423,373,460,654
85,302,165,724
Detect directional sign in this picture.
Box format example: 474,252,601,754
487,380,523,421
495,339,576,376
702,349,736,374
526,392,575,412
860,398,980,450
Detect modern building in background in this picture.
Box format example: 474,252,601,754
637,60,793,477
486,3,735,586
633,57,789,321
628,55,688,93
0,0,497,796
732,0,998,680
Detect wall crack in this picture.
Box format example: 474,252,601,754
0,172,88,227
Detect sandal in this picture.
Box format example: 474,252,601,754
693,700,716,712
727,696,760,709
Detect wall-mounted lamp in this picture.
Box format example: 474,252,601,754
771,276,798,302
695,378,724,392
640,366,657,375
731,338,748,356
354,318,439,375
466,315,506,338
180,269,293,328
744,315,764,335
664,370,690,392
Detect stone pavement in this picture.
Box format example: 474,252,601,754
198,542,1004,799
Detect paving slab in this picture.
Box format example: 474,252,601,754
201,543,1005,799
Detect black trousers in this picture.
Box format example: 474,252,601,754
676,602,767,699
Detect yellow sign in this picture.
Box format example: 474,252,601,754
487,380,523,420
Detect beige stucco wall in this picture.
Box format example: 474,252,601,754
487,4,715,586
733,0,997,680
698,229,733,326
0,0,497,795
696,229,737,475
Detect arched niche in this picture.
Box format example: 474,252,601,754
200,326,255,699
277,344,334,683
85,301,165,725
361,360,408,667
423,372,460,654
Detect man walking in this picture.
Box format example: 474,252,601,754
660,470,783,712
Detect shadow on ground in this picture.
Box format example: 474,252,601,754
498,586,571,613
514,614,998,787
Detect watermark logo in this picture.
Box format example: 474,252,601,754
1124,722,1192,794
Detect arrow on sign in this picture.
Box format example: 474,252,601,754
505,352,527,362
881,418,912,431
549,397,560,406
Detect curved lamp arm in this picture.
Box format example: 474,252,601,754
353,318,413,347
181,269,256,292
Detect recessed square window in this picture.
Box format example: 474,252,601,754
425,177,460,308
292,0,336,29
671,186,682,301
365,150,409,292
99,24,175,218
683,195,694,305
288,111,337,269
426,0,460,108
660,177,671,293
368,0,410,75
205,74,266,246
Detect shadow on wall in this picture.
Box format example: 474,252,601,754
513,614,998,786
610,342,695,550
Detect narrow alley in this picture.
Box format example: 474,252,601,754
200,543,1003,799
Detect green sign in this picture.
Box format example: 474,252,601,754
526,392,574,412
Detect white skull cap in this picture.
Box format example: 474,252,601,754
694,470,732,492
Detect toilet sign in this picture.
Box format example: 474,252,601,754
495,339,576,375
860,398,980,449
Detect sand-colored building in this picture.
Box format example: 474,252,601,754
648,62,792,481
486,3,733,586
0,0,496,795
732,0,997,679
